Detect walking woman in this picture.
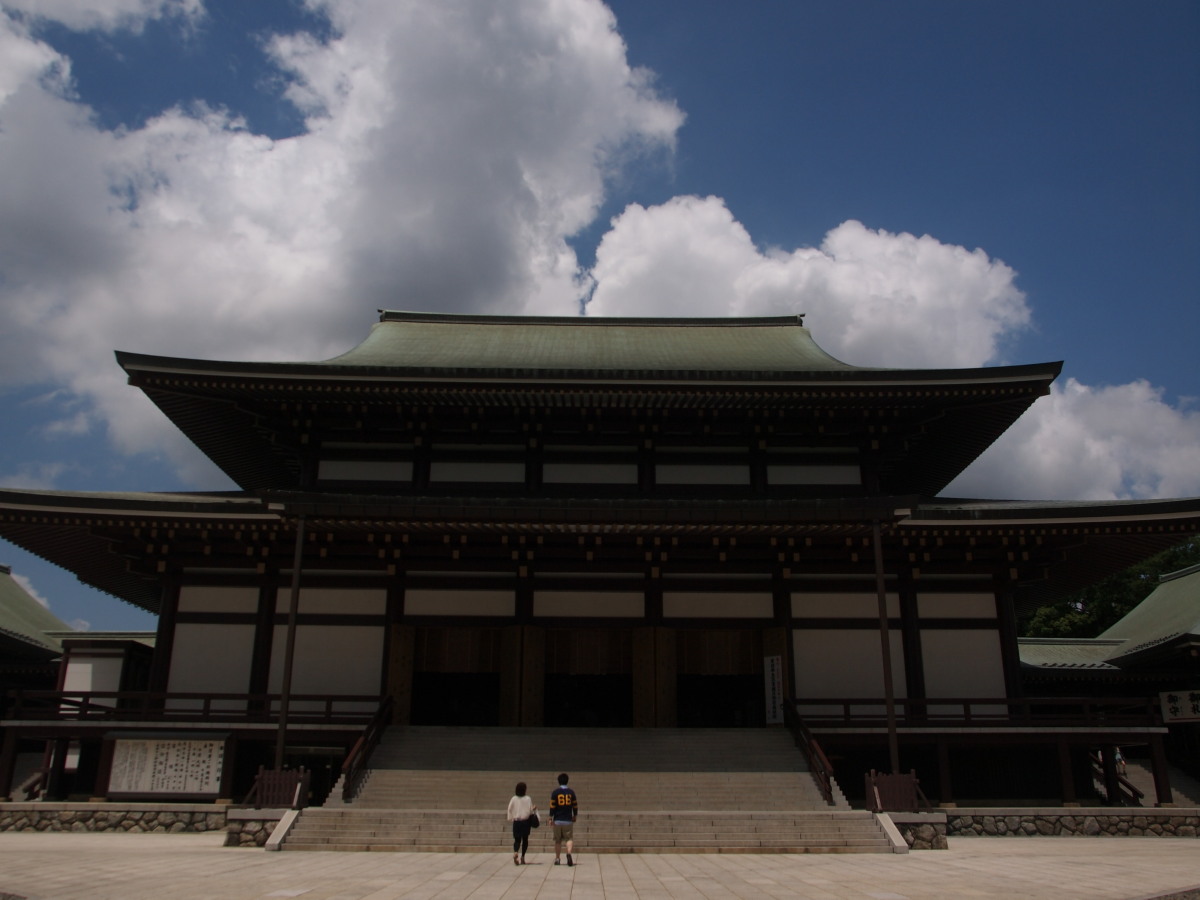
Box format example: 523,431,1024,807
506,781,537,865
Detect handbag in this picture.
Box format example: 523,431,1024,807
528,810,540,829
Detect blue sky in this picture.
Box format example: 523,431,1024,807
0,0,1197,632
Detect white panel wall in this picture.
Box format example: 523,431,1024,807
921,629,1006,699
767,465,861,485
62,654,125,694
431,461,525,482
318,460,412,482
533,591,644,617
178,585,259,613
663,592,773,618
404,589,516,616
656,464,750,485
792,629,907,703
274,587,387,615
168,623,255,708
791,592,899,617
917,593,997,618
268,625,384,699
543,463,638,484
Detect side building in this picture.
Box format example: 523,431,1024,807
1,311,1197,806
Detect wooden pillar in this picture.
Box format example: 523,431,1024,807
937,740,954,806
1057,740,1078,805
498,626,523,726
0,728,18,800
387,624,415,726
1149,735,1175,807
46,738,69,801
654,626,677,727
520,626,545,726
1101,746,1120,805
632,627,656,727
147,577,181,693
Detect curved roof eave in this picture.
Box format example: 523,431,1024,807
115,311,1063,387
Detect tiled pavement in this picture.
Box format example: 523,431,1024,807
0,832,1198,900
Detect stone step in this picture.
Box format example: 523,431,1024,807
281,807,892,853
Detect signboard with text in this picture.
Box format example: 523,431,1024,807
764,655,784,724
108,737,225,798
1160,690,1200,723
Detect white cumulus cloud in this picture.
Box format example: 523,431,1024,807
585,195,1031,368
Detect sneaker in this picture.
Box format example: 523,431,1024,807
554,859,561,866
566,854,574,867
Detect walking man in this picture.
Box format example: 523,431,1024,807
550,772,579,866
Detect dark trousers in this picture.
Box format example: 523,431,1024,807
512,818,532,856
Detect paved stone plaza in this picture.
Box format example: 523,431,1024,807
0,832,1198,900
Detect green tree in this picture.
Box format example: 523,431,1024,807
1021,536,1200,638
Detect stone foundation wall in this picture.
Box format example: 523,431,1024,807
0,803,226,835
947,809,1200,838
0,803,285,847
890,813,949,850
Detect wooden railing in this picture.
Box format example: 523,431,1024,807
3,690,382,726
1089,751,1145,806
782,704,836,805
340,696,394,803
793,696,1162,729
864,769,932,812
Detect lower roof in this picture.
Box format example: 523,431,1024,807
2,487,1198,616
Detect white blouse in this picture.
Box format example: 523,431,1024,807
507,794,534,822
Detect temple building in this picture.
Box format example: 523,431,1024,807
1,311,1198,807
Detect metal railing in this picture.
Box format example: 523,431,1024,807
3,690,383,726
339,696,395,803
782,703,836,805
793,696,1162,729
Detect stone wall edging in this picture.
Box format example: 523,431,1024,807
0,803,285,848
946,807,1200,840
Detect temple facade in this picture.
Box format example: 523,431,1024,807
2,311,1197,806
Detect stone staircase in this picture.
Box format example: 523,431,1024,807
280,726,891,853
1118,760,1200,807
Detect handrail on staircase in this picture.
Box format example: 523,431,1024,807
340,695,394,803
783,703,835,805
1088,750,1145,806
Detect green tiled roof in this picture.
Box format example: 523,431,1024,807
0,564,74,652
1095,564,1200,661
321,312,863,373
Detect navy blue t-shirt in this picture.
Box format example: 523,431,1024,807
549,784,578,823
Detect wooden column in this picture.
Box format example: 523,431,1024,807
632,627,656,727
498,626,523,726
1057,740,1078,805
387,624,415,726
937,740,954,806
520,626,545,726
654,626,677,727
1150,735,1175,807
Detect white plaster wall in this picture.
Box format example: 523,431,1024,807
533,591,644,617
542,463,638,484
167,623,255,709
62,654,125,696
791,592,900,617
656,464,750,485
917,593,997,618
268,625,384,704
921,629,1006,700
274,587,387,615
792,628,907,707
767,464,861,485
178,585,259,613
430,461,525,482
318,459,413,482
663,592,773,618
404,589,515,616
